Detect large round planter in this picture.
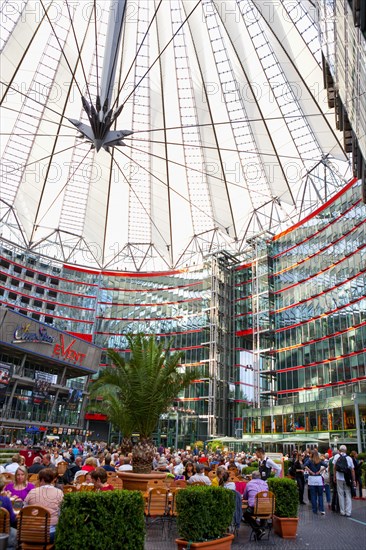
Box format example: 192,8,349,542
118,471,167,491
273,516,298,539
176,534,234,549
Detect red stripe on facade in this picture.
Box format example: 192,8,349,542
64,264,189,277
273,177,358,241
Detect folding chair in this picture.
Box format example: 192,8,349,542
63,485,77,494
248,490,275,543
167,487,184,532
0,507,10,534
108,476,123,490
56,461,68,477
145,487,169,535
17,505,54,550
147,479,165,490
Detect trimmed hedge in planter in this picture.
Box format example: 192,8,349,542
55,490,145,550
267,477,299,518
176,486,235,543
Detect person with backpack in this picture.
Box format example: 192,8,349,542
333,445,356,517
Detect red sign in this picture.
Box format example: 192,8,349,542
53,334,86,365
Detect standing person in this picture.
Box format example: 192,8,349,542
350,451,363,498
255,448,281,480
24,468,64,542
329,450,340,513
289,451,306,505
333,445,356,517
304,450,326,515
321,454,331,510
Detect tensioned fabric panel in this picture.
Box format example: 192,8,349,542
0,0,351,270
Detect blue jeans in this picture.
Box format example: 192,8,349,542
309,485,324,513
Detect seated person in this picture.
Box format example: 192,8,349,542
5,454,22,474
243,470,269,540
101,454,115,472
219,470,236,491
211,466,226,487
0,475,17,550
187,463,211,485
63,456,83,484
28,456,43,474
24,468,64,543
91,468,115,491
4,466,35,501
80,456,97,473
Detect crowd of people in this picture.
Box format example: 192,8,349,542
0,440,363,545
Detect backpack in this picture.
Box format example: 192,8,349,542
335,455,349,474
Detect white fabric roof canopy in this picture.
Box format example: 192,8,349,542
0,0,351,270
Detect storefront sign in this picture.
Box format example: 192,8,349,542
1,309,101,372
52,334,86,365
13,323,54,344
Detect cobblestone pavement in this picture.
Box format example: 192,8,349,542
145,498,366,550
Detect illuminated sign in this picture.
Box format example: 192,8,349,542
13,323,54,344
53,334,86,365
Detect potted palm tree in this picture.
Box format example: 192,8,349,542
267,477,299,539
89,334,195,489
175,486,235,549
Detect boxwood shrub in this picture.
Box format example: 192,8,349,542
55,490,145,550
267,477,299,518
176,486,235,542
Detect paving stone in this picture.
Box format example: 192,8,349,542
145,498,366,549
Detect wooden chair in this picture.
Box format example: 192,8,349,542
208,471,216,480
172,479,186,488
63,485,77,494
56,461,68,477
145,487,169,533
106,471,118,478
249,490,275,542
108,477,123,490
189,481,206,486
2,473,14,483
229,475,240,483
166,487,182,534
28,474,39,485
0,507,10,534
17,505,54,550
146,479,165,490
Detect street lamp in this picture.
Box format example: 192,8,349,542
351,393,362,453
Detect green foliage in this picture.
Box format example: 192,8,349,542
193,440,205,450
267,477,299,518
89,334,196,439
283,460,290,476
55,490,145,550
249,461,258,467
242,466,258,475
206,439,223,452
176,486,235,542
